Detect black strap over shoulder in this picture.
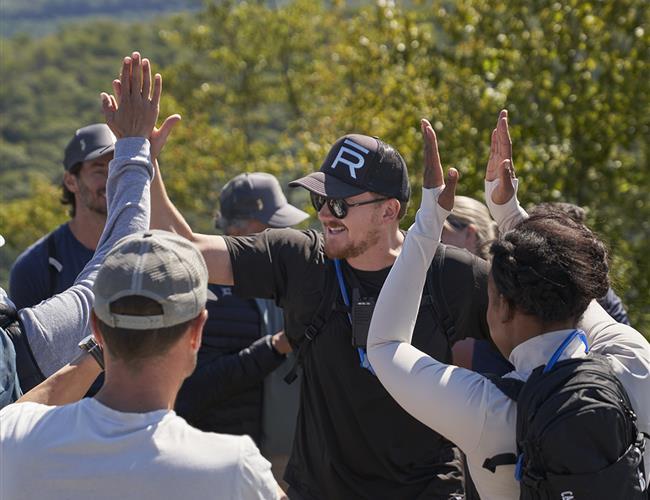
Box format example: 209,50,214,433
486,374,525,402
482,453,518,473
284,260,338,384
482,375,524,474
46,231,62,297
0,301,45,392
425,245,456,342
0,301,18,331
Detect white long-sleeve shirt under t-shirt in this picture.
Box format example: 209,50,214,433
367,186,650,500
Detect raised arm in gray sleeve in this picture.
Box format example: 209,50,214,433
19,138,153,377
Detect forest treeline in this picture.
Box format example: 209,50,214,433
0,0,648,332
1,0,203,36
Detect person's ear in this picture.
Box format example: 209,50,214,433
188,309,208,352
90,311,104,348
498,294,515,323
63,170,80,194
465,224,479,253
381,199,401,223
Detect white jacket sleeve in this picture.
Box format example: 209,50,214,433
367,187,502,453
484,179,528,233
19,138,153,377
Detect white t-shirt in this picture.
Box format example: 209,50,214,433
0,398,280,500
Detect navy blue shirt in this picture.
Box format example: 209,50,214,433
9,223,94,310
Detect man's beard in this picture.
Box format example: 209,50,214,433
78,182,107,216
323,225,381,260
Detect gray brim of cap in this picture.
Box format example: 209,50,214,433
289,172,365,199
84,143,115,163
265,203,310,228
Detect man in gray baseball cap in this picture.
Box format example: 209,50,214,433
9,123,116,313
3,230,286,499
92,230,209,331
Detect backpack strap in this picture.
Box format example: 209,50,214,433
482,453,518,473
425,245,456,342
284,260,338,384
46,231,62,297
486,374,525,402
0,302,19,330
481,375,525,474
0,301,45,393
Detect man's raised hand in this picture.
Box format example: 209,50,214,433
420,118,458,211
485,109,516,205
101,52,177,145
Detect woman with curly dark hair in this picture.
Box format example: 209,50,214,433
368,112,650,499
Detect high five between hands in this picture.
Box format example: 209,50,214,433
486,109,517,205
100,51,180,159
100,51,516,210
420,109,517,211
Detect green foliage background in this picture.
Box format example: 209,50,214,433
1,0,648,334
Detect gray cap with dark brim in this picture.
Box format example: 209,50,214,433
63,123,116,170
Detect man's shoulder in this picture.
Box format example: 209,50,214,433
11,230,55,268
166,415,264,464
167,423,277,496
11,224,70,269
259,227,323,249
437,243,486,268
226,227,325,267
431,244,489,281
0,401,60,439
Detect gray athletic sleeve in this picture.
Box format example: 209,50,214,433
19,138,153,377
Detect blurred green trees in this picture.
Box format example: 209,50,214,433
1,0,648,331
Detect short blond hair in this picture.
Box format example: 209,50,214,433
448,196,498,259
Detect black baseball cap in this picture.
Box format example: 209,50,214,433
63,123,116,171
216,172,309,228
289,134,410,202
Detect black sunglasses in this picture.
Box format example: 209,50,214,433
310,192,389,219
446,215,470,231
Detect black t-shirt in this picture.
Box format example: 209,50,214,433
226,228,489,500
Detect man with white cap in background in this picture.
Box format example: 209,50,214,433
175,172,308,484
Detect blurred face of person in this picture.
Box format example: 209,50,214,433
69,152,112,216
441,217,478,255
317,192,384,260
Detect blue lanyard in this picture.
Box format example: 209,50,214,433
514,328,590,482
543,329,589,374
333,259,375,374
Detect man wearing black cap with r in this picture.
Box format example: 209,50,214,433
10,124,116,312
151,130,490,499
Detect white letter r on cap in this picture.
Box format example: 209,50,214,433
331,139,370,179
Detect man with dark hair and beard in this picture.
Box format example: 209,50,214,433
151,127,490,499
9,123,115,310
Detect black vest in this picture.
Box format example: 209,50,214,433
184,284,264,442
